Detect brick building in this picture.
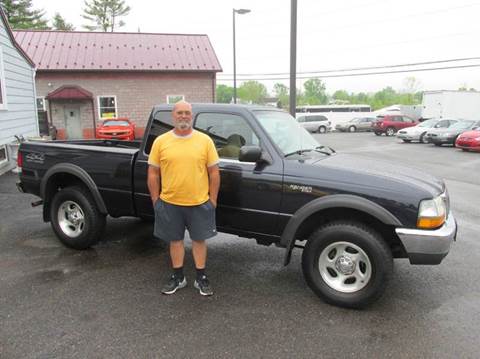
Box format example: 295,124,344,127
13,30,222,139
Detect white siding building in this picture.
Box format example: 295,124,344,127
0,8,38,175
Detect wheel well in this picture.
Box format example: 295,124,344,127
43,173,88,222
294,207,407,258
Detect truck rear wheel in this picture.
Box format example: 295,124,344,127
301,221,392,309
50,186,106,249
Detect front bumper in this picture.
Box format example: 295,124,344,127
396,133,417,140
395,211,457,264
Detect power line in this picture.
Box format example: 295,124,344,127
218,57,480,77
217,63,480,82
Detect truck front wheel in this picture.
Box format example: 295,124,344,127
302,221,392,308
50,186,106,249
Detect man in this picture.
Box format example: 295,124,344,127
147,100,220,296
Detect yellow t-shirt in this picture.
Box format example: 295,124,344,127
148,130,219,206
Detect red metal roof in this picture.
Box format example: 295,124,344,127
46,85,93,100
13,30,222,73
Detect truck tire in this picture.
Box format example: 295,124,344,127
50,186,106,249
374,131,382,136
385,127,396,137
301,221,392,309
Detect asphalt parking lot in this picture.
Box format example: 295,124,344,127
1,132,479,359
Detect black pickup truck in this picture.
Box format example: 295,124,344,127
16,104,457,308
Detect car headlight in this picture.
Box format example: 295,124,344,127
417,194,447,229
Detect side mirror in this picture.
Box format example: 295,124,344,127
239,146,262,163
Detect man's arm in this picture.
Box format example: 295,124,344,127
207,165,220,208
147,165,161,205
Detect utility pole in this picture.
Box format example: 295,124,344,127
289,0,297,117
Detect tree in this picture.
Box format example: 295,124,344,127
273,83,289,109
237,81,268,104
52,12,75,30
216,84,234,103
0,0,49,29
303,78,328,105
82,0,130,32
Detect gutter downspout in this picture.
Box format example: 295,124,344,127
91,98,96,138
31,68,40,136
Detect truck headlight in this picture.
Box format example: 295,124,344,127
417,195,447,229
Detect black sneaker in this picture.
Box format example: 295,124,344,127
161,274,187,295
194,275,214,296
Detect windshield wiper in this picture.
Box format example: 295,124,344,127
284,149,315,157
284,146,334,158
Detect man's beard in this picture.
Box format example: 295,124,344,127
176,120,192,130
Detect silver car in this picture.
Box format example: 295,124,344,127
397,119,457,143
296,114,331,134
335,117,376,132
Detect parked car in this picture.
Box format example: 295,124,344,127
96,118,135,141
427,120,480,146
396,119,458,143
335,117,376,132
372,115,418,136
297,114,331,134
16,104,456,309
454,128,480,152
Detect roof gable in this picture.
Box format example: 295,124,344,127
0,8,35,68
13,30,222,73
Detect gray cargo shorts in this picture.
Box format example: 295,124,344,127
153,198,217,242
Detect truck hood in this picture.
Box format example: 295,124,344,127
305,153,444,196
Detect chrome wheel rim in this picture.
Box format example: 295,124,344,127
386,128,394,136
318,241,372,293
349,126,355,132
319,127,326,133
58,200,85,238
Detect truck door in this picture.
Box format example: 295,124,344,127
194,112,283,236
133,111,174,219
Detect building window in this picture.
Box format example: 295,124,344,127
166,95,185,104
0,47,8,110
36,97,46,111
98,96,117,119
0,145,7,166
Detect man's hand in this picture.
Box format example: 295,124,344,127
147,165,161,207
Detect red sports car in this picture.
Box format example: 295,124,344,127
455,129,480,152
96,118,135,141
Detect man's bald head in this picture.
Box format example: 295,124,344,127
172,100,193,134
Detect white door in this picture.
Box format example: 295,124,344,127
64,106,82,139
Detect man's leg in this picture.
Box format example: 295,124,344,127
170,240,186,269
191,239,206,269
192,240,213,296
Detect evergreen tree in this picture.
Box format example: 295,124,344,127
82,0,130,32
0,0,49,29
52,12,75,31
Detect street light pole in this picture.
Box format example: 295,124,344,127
290,0,297,117
233,8,251,104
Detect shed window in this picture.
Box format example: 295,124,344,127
0,47,7,110
167,95,185,104
98,96,117,119
36,97,46,111
0,145,7,165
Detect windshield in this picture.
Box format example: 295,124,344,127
254,110,321,155
103,120,130,126
450,120,474,130
418,119,438,128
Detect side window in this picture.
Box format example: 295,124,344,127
0,47,7,110
297,116,305,123
395,116,403,122
144,111,173,154
195,113,259,159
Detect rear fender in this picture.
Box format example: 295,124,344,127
41,163,107,221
